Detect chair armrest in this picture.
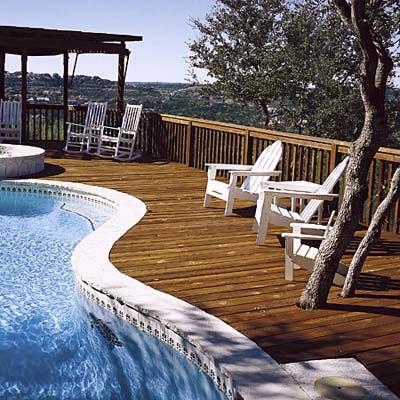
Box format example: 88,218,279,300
205,163,253,171
281,232,325,241
289,222,329,230
67,122,86,128
230,170,281,177
261,180,321,192
262,189,338,200
103,125,120,132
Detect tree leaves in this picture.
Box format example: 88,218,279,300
188,0,399,142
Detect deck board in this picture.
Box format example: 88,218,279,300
38,153,400,397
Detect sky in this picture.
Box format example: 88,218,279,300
2,1,398,86
1,0,215,82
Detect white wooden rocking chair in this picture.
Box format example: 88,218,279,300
203,140,283,216
96,104,143,161
64,102,108,154
281,212,348,286
254,157,349,245
0,100,22,143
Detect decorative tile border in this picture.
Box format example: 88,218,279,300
75,280,234,399
0,180,115,209
0,179,307,400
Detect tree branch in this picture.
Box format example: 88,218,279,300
341,167,400,297
333,0,352,27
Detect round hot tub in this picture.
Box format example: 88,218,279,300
0,144,45,179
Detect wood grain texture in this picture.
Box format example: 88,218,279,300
38,152,400,396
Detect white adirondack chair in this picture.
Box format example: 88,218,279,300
96,104,143,161
203,141,283,216
254,156,349,245
64,102,108,153
281,212,348,286
0,100,22,143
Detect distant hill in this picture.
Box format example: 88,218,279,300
4,71,265,127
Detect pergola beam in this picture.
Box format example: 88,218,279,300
0,38,129,56
0,25,142,44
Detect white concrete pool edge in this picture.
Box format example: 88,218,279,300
2,179,308,400
0,144,45,178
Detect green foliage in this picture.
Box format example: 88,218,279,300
188,0,286,126
275,2,364,140
188,0,400,143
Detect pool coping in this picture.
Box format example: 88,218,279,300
1,178,308,400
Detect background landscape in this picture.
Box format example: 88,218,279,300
5,71,400,148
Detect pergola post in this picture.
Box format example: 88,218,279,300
0,52,5,99
63,52,69,138
21,49,27,143
117,49,125,121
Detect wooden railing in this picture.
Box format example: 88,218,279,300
149,114,400,234
24,105,400,234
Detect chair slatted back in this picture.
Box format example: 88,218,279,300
300,157,349,222
0,100,21,126
241,141,283,193
120,104,142,135
85,102,107,129
0,100,22,142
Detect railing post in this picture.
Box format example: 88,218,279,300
330,143,338,172
144,112,156,156
242,129,253,165
186,120,193,167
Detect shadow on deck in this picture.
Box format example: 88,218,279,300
37,152,400,397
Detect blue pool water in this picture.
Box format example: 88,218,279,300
0,192,227,400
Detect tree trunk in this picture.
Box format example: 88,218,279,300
341,167,400,297
298,1,393,310
299,112,388,309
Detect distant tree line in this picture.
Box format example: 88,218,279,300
4,72,267,131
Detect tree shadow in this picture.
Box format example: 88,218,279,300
344,235,400,256
322,302,400,317
355,273,400,293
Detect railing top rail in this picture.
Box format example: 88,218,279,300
27,103,64,110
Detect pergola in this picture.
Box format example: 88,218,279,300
0,25,142,141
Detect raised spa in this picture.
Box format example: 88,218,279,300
0,188,227,400
0,144,45,178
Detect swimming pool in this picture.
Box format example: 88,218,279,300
0,188,227,400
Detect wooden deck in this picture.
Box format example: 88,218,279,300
39,152,400,397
